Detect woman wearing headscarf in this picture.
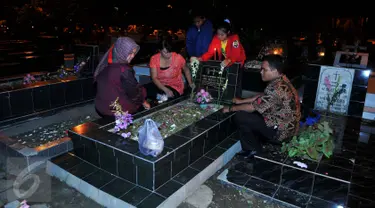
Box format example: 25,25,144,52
94,37,150,118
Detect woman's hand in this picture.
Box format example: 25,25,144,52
220,59,231,68
163,88,174,98
143,101,151,110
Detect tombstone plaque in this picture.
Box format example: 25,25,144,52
333,51,369,69
314,66,355,115
195,61,242,104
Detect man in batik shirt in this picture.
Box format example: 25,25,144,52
223,55,301,159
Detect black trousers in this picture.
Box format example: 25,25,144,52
143,82,181,100
234,111,279,152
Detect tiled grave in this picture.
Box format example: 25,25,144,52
0,97,189,175
48,97,242,207
218,115,375,208
68,97,236,191
47,137,241,208
0,76,96,125
0,75,97,174
44,97,240,207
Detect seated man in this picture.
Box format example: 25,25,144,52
223,55,301,159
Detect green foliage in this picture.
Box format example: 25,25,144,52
281,121,334,161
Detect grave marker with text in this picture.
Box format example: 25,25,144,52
195,61,242,104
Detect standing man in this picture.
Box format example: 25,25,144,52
186,10,213,58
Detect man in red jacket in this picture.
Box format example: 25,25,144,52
192,21,246,67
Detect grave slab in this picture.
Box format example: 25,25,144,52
68,98,236,191
218,115,375,208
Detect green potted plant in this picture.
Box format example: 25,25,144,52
281,121,334,161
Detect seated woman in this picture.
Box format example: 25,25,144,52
145,38,195,99
94,37,150,118
193,21,246,67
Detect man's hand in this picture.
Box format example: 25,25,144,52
222,106,231,113
143,101,151,110
232,97,242,104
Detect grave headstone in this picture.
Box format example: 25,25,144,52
195,61,242,104
314,66,355,115
342,42,367,53
334,51,369,69
303,64,370,118
74,44,99,74
64,54,74,70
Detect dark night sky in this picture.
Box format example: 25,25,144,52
2,0,372,34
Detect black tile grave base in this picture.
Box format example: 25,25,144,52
68,100,236,191
0,76,95,126
219,115,375,208
52,107,237,208
49,131,240,207
58,97,239,207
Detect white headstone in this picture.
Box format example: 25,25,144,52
314,66,355,115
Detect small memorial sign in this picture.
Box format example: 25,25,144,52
195,61,241,103
314,66,355,115
334,51,369,69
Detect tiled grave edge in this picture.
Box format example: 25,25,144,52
217,164,349,208
45,139,242,208
0,135,73,172
0,76,96,125
158,140,241,207
46,160,136,208
217,170,302,208
68,109,236,191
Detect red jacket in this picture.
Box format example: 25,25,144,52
95,63,146,116
201,34,246,66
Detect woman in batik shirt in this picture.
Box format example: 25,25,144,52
223,55,301,158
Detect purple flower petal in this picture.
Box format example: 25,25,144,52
121,132,131,138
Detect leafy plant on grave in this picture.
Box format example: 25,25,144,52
281,120,334,161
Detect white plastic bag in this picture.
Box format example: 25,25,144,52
138,119,164,157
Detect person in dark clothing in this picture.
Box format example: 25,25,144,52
186,11,213,58
94,37,150,118
223,55,301,159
